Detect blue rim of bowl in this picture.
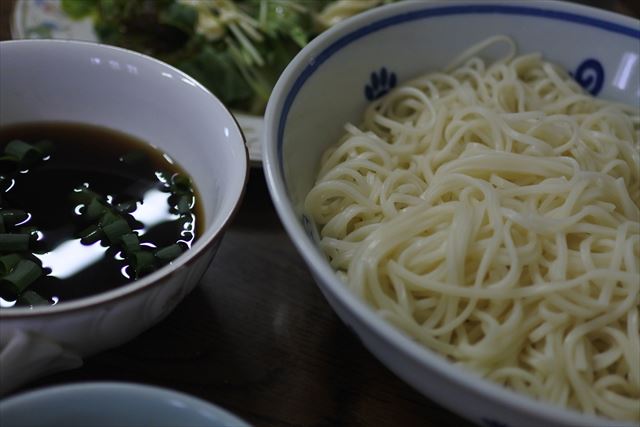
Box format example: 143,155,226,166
276,2,640,179
0,381,251,426
265,1,639,427
0,39,250,318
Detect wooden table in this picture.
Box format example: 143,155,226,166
1,2,637,426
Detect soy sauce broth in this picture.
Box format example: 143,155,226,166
0,122,203,308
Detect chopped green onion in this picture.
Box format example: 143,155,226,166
102,218,131,244
116,201,137,213
171,174,192,193
130,251,155,277
0,259,42,295
79,224,103,245
176,195,192,214
99,210,119,227
0,233,30,252
0,210,28,226
86,198,107,220
18,290,48,307
4,140,42,166
0,253,21,275
155,244,183,262
121,233,140,255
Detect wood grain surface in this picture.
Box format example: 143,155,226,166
0,2,637,426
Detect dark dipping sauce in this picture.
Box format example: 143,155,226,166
0,122,203,308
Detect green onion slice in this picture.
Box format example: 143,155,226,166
116,201,137,213
1,259,42,295
99,211,120,227
86,198,107,220
121,233,140,255
176,195,192,214
79,224,103,245
18,290,48,307
130,251,155,278
0,233,30,252
4,140,42,166
171,174,192,193
102,218,131,244
0,253,21,275
155,244,183,262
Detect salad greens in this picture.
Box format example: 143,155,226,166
61,0,396,114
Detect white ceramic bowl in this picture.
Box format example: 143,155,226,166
0,382,250,426
0,40,248,392
262,1,640,426
9,0,263,166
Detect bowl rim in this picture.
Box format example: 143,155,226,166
262,1,639,426
0,38,250,319
0,381,251,426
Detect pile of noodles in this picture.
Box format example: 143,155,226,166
305,36,640,421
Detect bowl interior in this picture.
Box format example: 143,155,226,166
272,1,639,214
0,40,248,240
264,1,639,426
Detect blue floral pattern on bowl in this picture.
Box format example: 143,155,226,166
301,214,317,242
365,57,605,101
572,58,605,96
365,67,397,101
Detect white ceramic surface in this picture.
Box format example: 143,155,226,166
0,40,248,393
262,1,640,427
0,382,250,426
10,0,264,165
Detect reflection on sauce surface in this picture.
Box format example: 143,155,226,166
0,122,203,308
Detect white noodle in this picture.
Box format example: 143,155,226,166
305,36,640,421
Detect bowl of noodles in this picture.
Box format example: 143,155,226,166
262,1,640,426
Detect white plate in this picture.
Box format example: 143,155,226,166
0,382,251,427
11,0,263,166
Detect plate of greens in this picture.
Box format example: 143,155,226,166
12,0,396,165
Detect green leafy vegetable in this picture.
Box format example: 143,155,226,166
61,0,98,19
60,0,396,114
159,2,198,33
